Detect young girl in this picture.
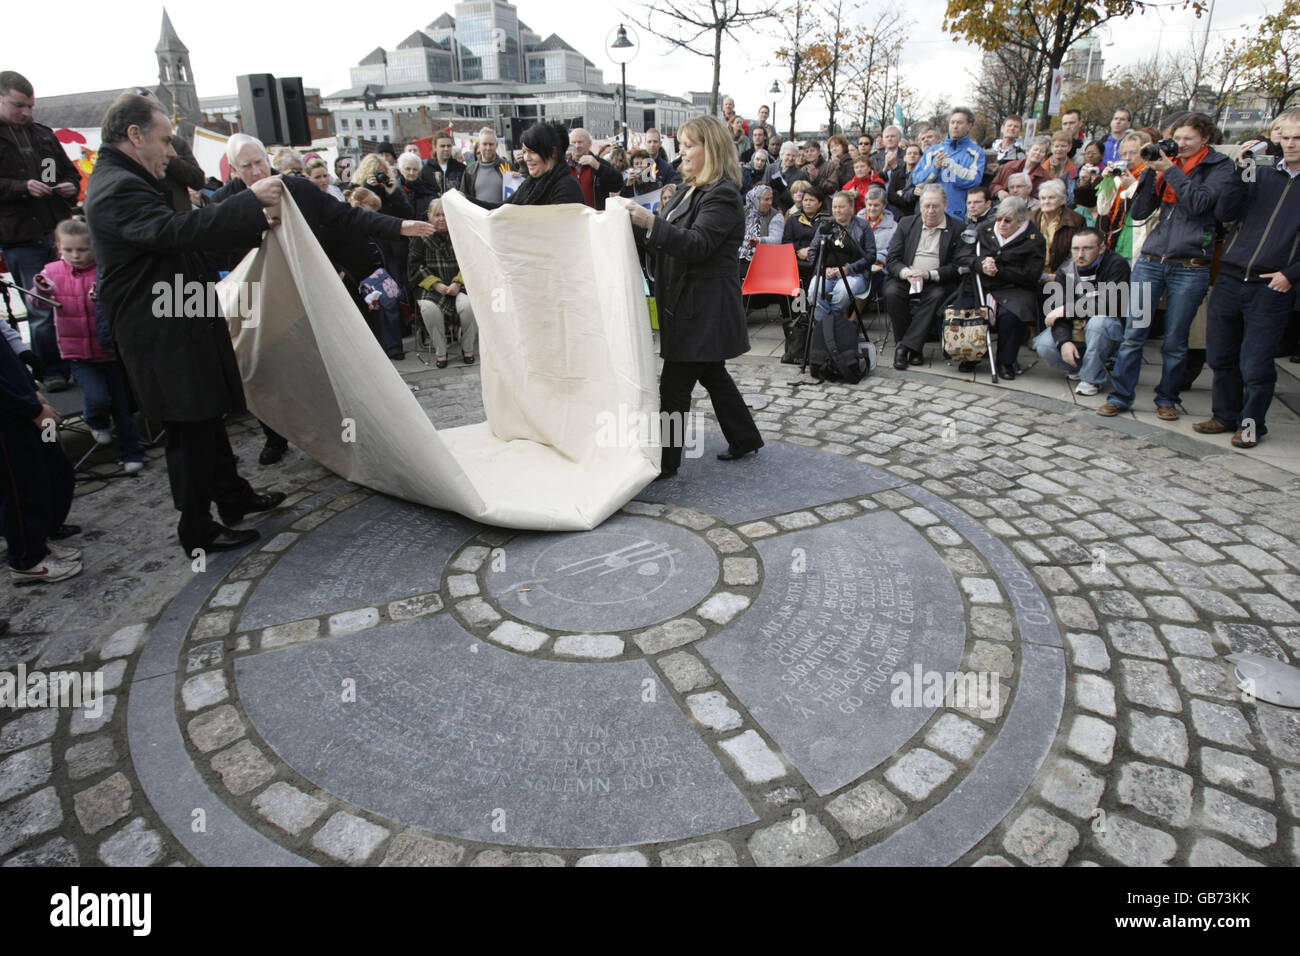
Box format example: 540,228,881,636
32,220,144,474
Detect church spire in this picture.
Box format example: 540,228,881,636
157,7,189,55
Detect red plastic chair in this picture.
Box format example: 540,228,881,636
742,243,801,314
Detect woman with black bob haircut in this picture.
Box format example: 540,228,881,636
506,121,585,206
620,114,764,478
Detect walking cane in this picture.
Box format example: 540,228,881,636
973,236,998,385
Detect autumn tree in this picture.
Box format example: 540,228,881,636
843,5,910,135
774,1,830,138
972,42,1049,130
628,0,780,115
943,0,1206,124
1238,0,1300,113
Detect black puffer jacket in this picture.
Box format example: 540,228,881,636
1130,149,1235,260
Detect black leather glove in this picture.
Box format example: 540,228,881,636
18,349,45,382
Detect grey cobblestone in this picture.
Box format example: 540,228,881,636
1171,657,1236,701
1075,674,1117,717
826,780,907,838
0,744,52,802
1002,807,1079,867
65,737,118,781
1094,814,1178,866
1201,747,1274,801
73,772,133,835
885,749,956,800
1256,705,1300,764
1198,788,1276,849
1038,758,1105,818
1067,715,1116,765
1065,633,1110,672
380,831,464,867
252,782,328,835
97,817,163,867
0,711,57,755
210,740,275,796
1118,660,1181,713
1128,713,1190,767
1117,762,1194,828
1107,622,1166,660
1187,837,1263,867
311,812,390,865
748,814,838,867
1190,700,1255,750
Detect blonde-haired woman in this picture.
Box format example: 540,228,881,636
621,113,764,478
352,153,412,219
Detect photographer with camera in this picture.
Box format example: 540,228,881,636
1099,112,1235,421
1193,108,1300,448
808,191,876,327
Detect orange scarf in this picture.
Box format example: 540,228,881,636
1156,146,1209,205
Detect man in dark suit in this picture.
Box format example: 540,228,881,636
84,94,287,558
884,184,975,369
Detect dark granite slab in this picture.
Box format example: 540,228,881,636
236,616,757,848
700,511,966,795
637,434,906,523
485,515,717,632
239,495,480,631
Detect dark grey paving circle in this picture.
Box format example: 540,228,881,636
484,514,718,632
239,495,480,631
235,616,757,848
637,432,907,522
699,511,966,795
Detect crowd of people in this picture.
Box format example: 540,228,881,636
1,63,1298,582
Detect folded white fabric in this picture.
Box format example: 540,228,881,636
219,189,659,531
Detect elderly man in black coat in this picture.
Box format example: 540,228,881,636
84,93,287,558
211,133,434,462
883,184,975,369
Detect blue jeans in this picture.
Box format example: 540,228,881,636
3,241,71,381
1206,276,1297,436
71,360,143,462
810,272,868,322
1108,257,1211,409
1032,315,1122,384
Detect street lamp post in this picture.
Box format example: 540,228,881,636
769,79,781,139
608,24,639,151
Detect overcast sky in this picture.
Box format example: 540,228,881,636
10,0,1283,130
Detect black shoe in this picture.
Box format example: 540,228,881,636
998,364,1016,381
893,346,909,371
957,360,978,373
908,350,924,366
49,524,81,540
219,491,287,527
188,525,260,555
258,440,287,466
463,354,476,365
653,469,677,481
717,444,760,461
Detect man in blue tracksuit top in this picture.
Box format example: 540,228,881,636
911,107,986,219
1194,108,1300,448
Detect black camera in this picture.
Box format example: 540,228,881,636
372,171,392,188
1140,139,1178,162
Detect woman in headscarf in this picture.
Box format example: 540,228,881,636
738,184,785,279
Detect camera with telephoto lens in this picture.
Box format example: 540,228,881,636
1140,139,1178,162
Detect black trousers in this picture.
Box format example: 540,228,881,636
659,360,763,473
0,421,74,570
884,278,949,353
261,421,287,449
995,314,1027,368
164,418,255,553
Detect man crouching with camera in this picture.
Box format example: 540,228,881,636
1099,112,1235,421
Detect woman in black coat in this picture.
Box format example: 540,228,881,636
621,115,764,478
972,195,1047,379
782,183,830,287
887,143,923,219
506,122,586,206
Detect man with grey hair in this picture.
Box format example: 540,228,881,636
884,183,973,369
568,127,622,210
85,93,287,557
211,131,434,463
871,125,904,174
461,126,512,210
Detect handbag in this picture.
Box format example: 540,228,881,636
942,237,991,362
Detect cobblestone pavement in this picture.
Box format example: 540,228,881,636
2,348,1299,868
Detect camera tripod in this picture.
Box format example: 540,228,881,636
798,228,872,381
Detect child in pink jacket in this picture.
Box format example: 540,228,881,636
33,220,143,474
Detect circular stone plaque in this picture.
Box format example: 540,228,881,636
484,514,719,632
